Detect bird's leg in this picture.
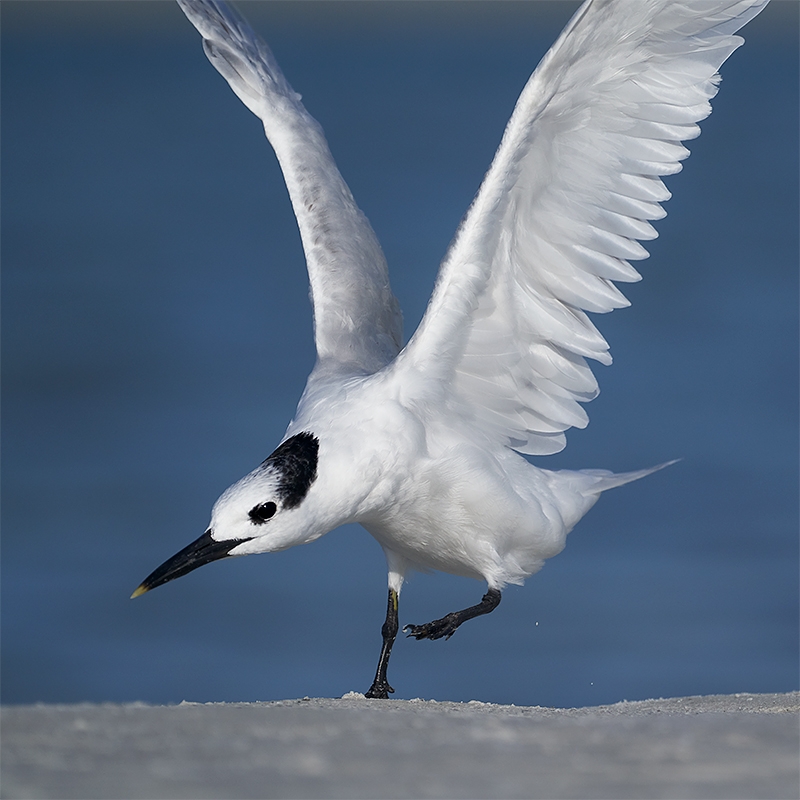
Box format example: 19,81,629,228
404,588,501,641
364,587,399,699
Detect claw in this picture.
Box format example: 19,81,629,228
365,680,394,699
404,619,457,640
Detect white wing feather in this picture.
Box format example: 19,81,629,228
395,0,767,455
176,0,403,376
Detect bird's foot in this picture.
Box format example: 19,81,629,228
364,678,394,699
403,613,460,641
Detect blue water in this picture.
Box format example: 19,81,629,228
2,1,797,708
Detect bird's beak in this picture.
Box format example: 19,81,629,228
131,529,245,598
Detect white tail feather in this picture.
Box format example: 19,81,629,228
578,459,680,494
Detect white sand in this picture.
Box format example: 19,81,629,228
2,692,798,799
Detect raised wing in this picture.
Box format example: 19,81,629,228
176,0,403,376
394,0,768,455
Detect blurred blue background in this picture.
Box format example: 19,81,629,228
2,1,797,708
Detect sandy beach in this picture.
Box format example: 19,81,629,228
2,691,797,799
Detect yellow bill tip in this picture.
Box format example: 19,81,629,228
130,584,149,600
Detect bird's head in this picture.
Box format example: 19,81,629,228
131,431,322,598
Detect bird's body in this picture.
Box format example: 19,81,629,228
133,0,769,698
279,368,658,589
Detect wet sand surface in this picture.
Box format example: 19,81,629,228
2,692,798,799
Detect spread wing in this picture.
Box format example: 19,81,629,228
176,0,403,376
393,0,768,455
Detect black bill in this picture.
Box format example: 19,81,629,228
131,529,246,598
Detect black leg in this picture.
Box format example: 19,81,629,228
404,588,501,641
365,588,399,699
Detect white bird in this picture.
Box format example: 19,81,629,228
133,0,769,699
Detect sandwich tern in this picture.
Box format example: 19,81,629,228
133,0,769,698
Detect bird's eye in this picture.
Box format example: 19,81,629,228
248,501,277,524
